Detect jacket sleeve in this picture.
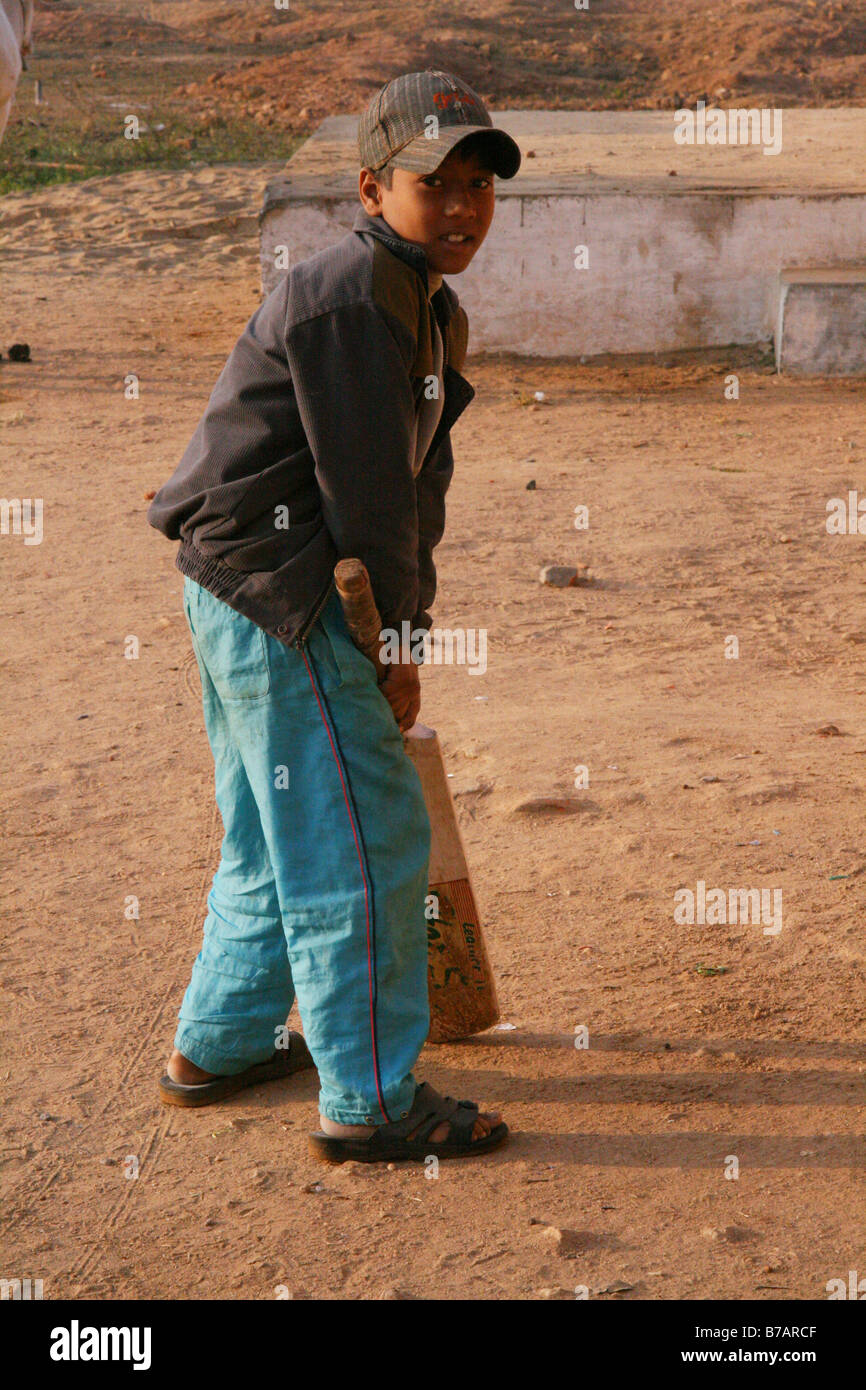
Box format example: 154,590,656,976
285,298,421,633
413,433,454,633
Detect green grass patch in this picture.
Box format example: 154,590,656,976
0,46,304,194
0,112,300,194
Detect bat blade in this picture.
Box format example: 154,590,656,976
334,560,499,1042
403,723,499,1042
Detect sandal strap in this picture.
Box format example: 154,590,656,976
444,1099,481,1145
380,1083,478,1146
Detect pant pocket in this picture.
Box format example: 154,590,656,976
310,589,377,693
303,617,344,694
188,583,271,701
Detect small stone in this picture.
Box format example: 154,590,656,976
540,564,577,587
530,1225,588,1258
701,1224,753,1243
525,479,537,490
8,343,31,362
540,563,592,588
538,1286,573,1300
815,724,841,736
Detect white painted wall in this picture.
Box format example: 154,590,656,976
260,191,866,357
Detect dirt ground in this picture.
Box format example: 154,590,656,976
4,1,866,193
2,0,866,1304
1,152,864,1301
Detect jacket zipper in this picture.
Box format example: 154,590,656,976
293,573,336,649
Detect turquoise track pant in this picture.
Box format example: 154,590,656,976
176,576,431,1125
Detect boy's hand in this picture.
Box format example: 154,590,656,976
379,656,420,732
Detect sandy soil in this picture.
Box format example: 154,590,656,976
6,2,866,195
35,0,866,124
1,150,864,1299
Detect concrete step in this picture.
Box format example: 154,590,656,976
775,268,866,376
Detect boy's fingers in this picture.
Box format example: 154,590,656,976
382,686,419,731
398,695,421,732
379,662,421,730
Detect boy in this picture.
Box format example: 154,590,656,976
147,70,521,1163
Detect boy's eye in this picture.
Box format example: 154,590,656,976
420,175,493,188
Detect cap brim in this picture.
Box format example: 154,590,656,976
388,124,521,179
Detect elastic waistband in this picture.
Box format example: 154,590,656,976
175,541,244,604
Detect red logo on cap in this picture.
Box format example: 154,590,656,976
433,90,478,110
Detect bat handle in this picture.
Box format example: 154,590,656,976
334,558,388,682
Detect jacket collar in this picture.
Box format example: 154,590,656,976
351,206,459,323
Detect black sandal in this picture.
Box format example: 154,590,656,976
308,1081,508,1164
158,1032,315,1108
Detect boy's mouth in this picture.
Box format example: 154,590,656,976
440,232,474,245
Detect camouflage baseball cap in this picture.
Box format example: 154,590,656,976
359,69,521,179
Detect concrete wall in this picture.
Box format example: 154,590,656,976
261,191,866,356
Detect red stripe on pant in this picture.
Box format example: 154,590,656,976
299,645,390,1123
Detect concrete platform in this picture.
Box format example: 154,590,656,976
776,268,866,376
259,110,866,364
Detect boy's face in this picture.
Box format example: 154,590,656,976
359,143,496,280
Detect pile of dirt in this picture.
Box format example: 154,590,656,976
168,0,866,131
33,0,180,48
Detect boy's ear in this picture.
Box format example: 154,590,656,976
359,167,384,213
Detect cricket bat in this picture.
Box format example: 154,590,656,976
334,558,499,1043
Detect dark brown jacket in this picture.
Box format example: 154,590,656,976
147,207,475,646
